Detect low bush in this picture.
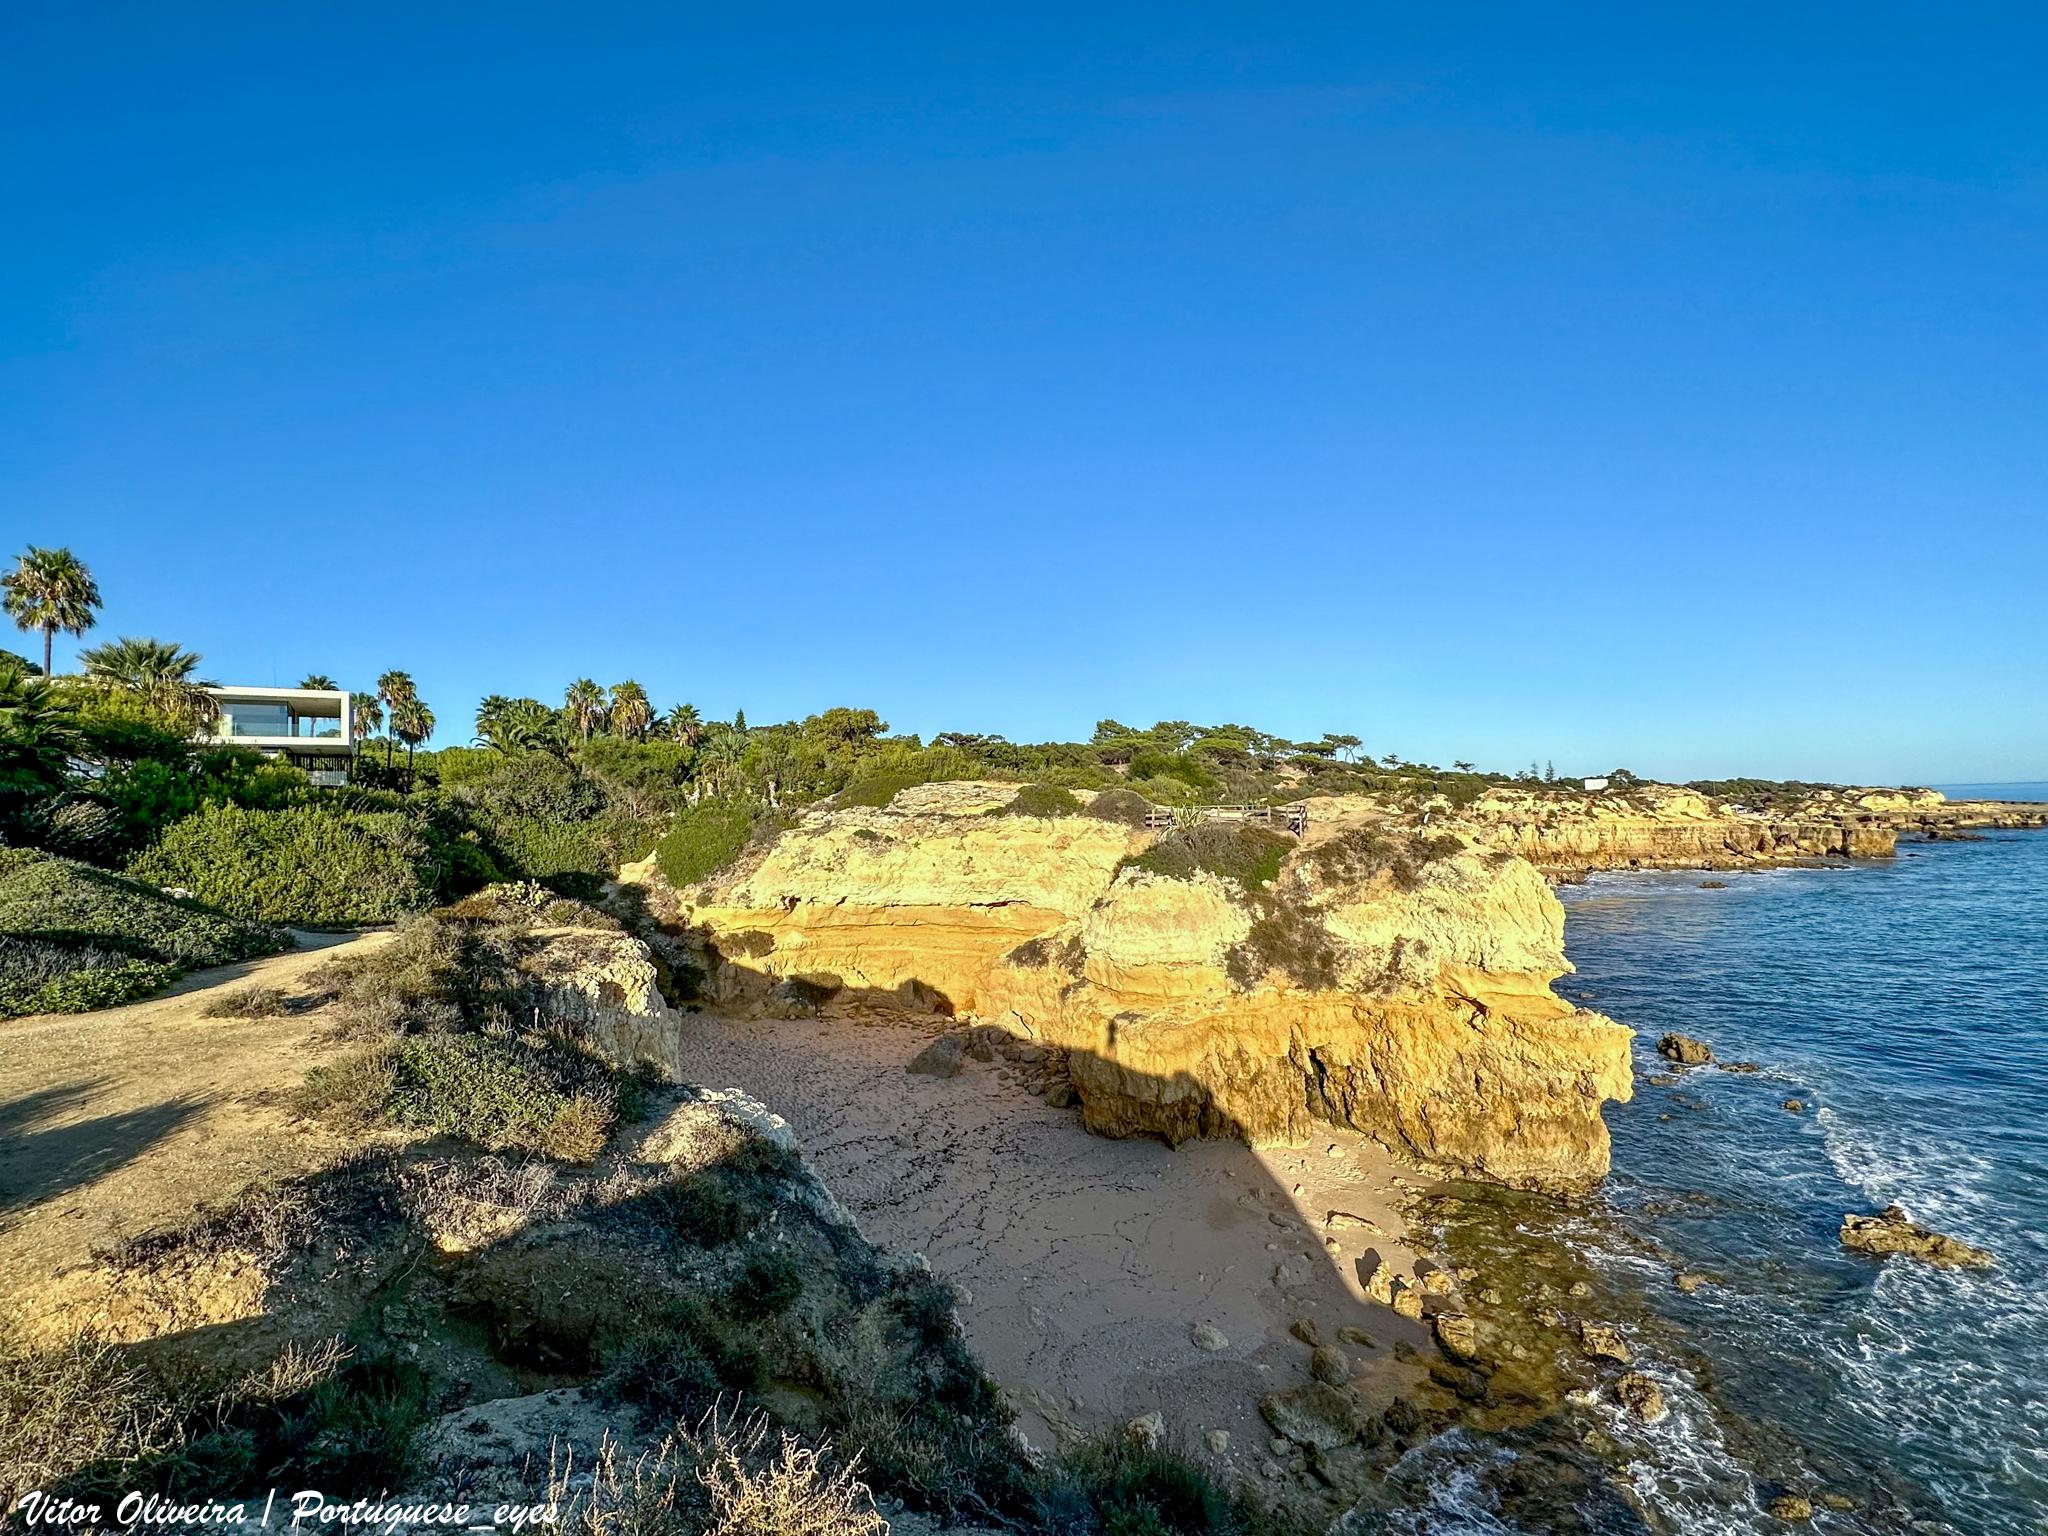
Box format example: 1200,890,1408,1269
995,783,1082,819
292,1043,398,1130
657,1171,764,1248
836,770,927,810
1122,823,1291,894
197,984,292,1019
0,1326,178,1499
654,801,754,888
1085,788,1155,826
550,1409,888,1536
385,1032,624,1162
605,1299,764,1421
727,1251,804,1319
130,804,442,927
1307,826,1464,893
1038,1437,1282,1536
0,850,288,1018
1225,904,1340,992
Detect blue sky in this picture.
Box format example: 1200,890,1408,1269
4,5,2043,783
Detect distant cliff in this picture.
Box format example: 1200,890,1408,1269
629,783,1632,1194
1427,783,2047,874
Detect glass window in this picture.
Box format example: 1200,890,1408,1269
226,702,290,737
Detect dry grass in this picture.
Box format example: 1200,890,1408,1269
0,1327,179,1499
549,1407,887,1536
198,983,294,1019
292,1041,399,1130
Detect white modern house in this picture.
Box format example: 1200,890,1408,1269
202,686,354,786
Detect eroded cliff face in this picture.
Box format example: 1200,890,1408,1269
633,783,1633,1193
1431,784,1896,873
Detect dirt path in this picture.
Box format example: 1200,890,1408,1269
0,930,390,1331
683,1009,1435,1472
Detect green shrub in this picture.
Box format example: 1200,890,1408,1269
130,804,441,926
385,1032,622,1162
726,1251,804,1319
1307,825,1463,893
1225,905,1340,992
1123,823,1291,893
605,1299,764,1421
1039,1437,1271,1536
0,850,287,1017
654,801,753,888
837,770,928,809
995,783,1082,819
657,1173,762,1248
1085,788,1155,826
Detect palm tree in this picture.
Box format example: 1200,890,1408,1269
77,636,219,728
350,692,382,772
390,697,435,793
0,658,80,819
474,694,515,746
610,680,652,740
376,670,416,772
564,679,607,742
663,702,703,745
3,547,102,677
298,673,338,691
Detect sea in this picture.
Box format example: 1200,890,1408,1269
1386,785,2048,1536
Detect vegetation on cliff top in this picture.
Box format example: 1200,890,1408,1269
0,847,289,1018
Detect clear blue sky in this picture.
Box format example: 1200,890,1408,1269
5,5,2043,783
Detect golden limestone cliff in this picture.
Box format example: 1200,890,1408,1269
628,783,1633,1193
1426,782,2047,874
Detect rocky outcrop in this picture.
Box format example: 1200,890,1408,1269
1840,1205,1993,1269
632,782,1633,1193
1432,783,2047,875
517,927,682,1079
1435,784,1897,874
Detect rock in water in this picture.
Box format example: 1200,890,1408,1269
1615,1371,1666,1422
1656,1033,1713,1065
1768,1493,1814,1522
1432,1312,1481,1365
1839,1205,1993,1269
1577,1321,1633,1363
906,1034,966,1077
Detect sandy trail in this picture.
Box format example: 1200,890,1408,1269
0,930,387,1324
684,1009,1435,1467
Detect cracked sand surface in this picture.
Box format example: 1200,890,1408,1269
683,1009,1434,1464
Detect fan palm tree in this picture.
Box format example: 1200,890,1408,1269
298,673,338,691
350,692,382,771
0,658,80,819
376,670,416,772
77,636,219,728
390,697,435,793
610,680,652,740
3,547,102,677
663,702,703,745
564,679,607,742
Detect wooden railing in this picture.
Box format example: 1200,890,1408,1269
1142,803,1308,836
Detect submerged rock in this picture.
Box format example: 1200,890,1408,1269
1767,1493,1814,1522
1840,1206,1993,1269
1656,1033,1713,1066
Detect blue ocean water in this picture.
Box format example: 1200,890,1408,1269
1554,817,2048,1534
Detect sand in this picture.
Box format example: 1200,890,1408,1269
682,1008,1435,1466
